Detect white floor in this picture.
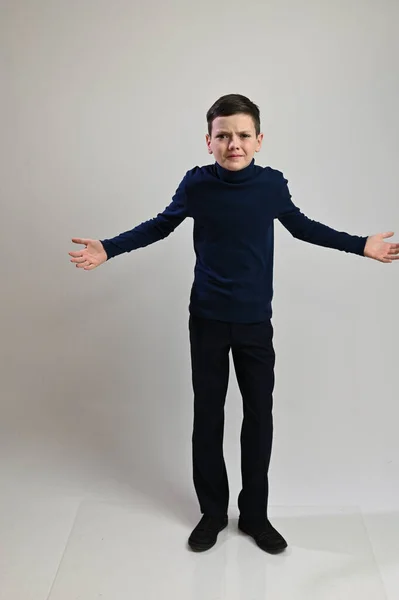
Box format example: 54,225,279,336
1,473,398,600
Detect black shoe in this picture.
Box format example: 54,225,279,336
188,515,228,552
238,517,288,554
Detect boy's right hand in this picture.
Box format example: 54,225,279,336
69,238,107,270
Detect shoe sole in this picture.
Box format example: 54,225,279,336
188,521,228,552
238,523,288,554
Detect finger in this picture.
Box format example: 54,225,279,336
69,251,85,258
84,263,97,270
71,238,90,245
381,231,394,239
70,256,87,263
76,260,90,268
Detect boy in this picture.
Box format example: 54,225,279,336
69,94,398,554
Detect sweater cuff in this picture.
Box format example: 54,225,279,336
100,239,125,260
353,236,368,257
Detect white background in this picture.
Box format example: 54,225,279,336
1,0,398,518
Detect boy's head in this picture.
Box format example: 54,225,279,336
206,94,264,171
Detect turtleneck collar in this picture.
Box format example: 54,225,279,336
215,158,256,183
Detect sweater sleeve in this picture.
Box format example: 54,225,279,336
100,171,190,260
275,173,367,256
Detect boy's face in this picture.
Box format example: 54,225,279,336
206,113,263,171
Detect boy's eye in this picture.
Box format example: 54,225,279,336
216,134,251,139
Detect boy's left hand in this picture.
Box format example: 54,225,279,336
364,232,399,263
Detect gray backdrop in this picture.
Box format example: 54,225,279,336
1,0,398,517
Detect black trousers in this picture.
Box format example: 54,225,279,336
189,314,275,524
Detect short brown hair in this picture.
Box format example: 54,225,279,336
206,94,261,136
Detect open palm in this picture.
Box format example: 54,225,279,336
69,238,107,270
364,232,399,263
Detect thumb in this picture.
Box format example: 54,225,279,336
72,237,90,245
381,231,394,239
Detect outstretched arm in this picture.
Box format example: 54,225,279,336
276,175,398,262
69,173,191,270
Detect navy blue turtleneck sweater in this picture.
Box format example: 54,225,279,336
100,159,367,323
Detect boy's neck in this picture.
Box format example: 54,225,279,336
215,158,256,183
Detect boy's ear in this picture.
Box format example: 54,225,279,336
205,134,213,154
